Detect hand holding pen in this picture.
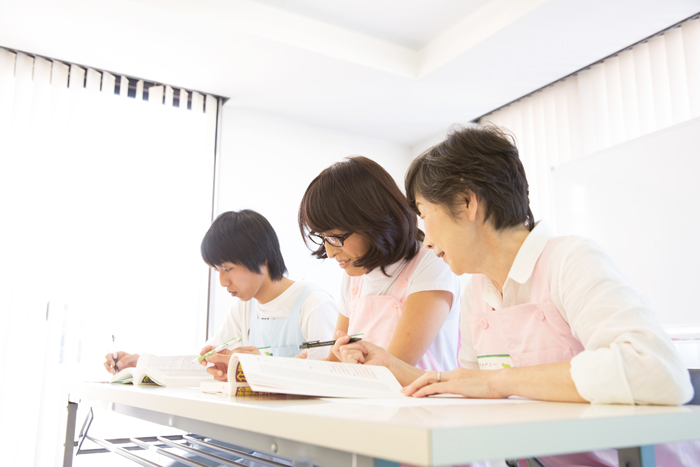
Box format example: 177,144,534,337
329,331,389,366
104,351,139,375
111,334,122,373
194,336,242,363
299,333,363,349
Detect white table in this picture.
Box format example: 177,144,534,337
67,383,700,467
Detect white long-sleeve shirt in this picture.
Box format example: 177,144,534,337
458,222,694,405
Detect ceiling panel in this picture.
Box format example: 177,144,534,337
249,0,492,49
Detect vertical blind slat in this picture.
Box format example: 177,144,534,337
664,27,692,123
165,85,174,107
119,75,129,97
0,48,16,79
192,91,204,113
51,60,69,88
591,62,612,152
553,82,570,164
86,68,102,92
577,67,597,155
180,89,189,110
682,20,700,117
68,64,85,90
531,92,550,222
135,79,144,100
648,35,674,130
149,85,164,105
633,42,657,135
603,56,625,146
617,48,641,140
542,87,559,168
102,71,116,95
564,76,582,159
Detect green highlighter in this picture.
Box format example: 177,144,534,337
194,336,242,363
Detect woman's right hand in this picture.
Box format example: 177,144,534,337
104,352,139,375
331,331,393,368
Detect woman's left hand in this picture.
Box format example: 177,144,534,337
401,367,507,399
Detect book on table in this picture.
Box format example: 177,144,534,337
111,353,212,387
200,354,404,398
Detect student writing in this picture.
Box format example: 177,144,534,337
105,210,338,381
298,156,461,371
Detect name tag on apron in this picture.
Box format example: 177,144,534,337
477,354,513,370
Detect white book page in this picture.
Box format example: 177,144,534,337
110,367,135,383
236,355,403,398
137,354,205,374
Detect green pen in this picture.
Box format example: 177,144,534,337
194,336,242,363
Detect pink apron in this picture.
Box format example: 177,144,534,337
470,237,700,467
347,246,441,371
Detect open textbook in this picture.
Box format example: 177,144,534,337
111,354,212,387
201,354,403,398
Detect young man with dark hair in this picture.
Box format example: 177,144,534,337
105,210,338,381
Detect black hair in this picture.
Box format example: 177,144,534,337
298,156,423,274
201,210,288,280
405,124,534,231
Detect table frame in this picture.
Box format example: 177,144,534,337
65,384,700,467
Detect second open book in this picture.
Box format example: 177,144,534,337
201,354,404,398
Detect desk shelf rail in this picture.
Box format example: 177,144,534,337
78,432,308,467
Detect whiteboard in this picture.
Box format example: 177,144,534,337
552,116,700,327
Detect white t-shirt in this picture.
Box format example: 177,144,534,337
207,281,338,360
339,248,461,370
459,221,693,405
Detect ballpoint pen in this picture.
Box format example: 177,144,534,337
111,335,119,373
299,334,363,349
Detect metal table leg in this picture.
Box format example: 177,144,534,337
63,401,78,467
618,445,656,467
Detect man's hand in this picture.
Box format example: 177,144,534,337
104,352,139,375
199,345,233,382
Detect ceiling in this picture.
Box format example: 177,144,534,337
249,0,493,49
1,0,699,145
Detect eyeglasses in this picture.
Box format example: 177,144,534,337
307,232,353,247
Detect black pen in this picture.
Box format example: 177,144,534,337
111,334,119,373
299,336,362,349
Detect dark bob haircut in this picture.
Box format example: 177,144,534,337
201,210,288,281
405,124,534,232
298,156,424,275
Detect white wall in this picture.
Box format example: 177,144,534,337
552,116,700,329
209,107,413,336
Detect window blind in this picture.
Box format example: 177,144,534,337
480,14,700,223
0,47,221,466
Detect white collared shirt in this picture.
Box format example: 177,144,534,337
459,222,693,405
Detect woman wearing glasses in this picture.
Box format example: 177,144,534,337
298,156,461,371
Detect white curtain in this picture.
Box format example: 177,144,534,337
0,48,218,466
482,17,700,223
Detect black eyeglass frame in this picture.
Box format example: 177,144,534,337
307,231,353,247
